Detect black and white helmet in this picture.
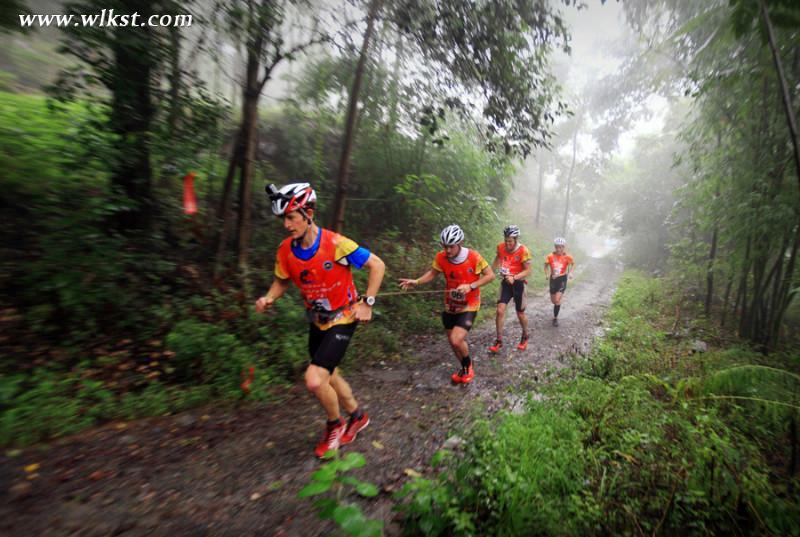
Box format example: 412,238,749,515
266,182,316,216
554,237,567,246
503,225,520,238
440,224,465,246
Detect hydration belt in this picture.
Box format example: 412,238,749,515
306,299,358,325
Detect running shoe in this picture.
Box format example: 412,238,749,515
552,318,559,327
314,420,346,458
517,335,529,350
341,412,370,445
489,339,503,353
451,365,475,384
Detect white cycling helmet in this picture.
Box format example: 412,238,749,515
554,237,567,246
440,224,465,246
266,182,316,216
504,225,520,238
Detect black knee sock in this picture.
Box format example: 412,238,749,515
461,356,471,368
327,417,343,427
350,407,363,420
554,305,561,318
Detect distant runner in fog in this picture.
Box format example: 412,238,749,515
544,237,574,327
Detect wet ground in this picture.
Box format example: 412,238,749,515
1,258,620,537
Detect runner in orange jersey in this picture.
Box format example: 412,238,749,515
489,225,533,352
544,237,574,327
256,183,385,458
398,225,495,383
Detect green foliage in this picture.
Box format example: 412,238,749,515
0,368,214,446
166,319,276,400
298,451,383,537
398,272,800,536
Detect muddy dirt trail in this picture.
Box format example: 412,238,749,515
1,258,621,537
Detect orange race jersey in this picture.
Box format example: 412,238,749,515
433,249,489,313
545,252,574,278
274,228,367,328
496,242,532,278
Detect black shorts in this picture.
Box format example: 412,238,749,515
498,280,527,312
549,275,568,295
441,311,477,331
308,322,357,373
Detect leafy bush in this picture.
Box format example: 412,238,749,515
398,271,800,536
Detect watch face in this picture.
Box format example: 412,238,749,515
365,296,376,306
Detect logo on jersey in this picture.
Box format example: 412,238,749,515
300,269,318,284
323,261,333,270
468,268,474,274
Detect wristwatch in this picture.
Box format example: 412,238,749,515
469,282,477,290
364,296,376,306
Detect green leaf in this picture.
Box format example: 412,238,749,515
312,497,337,520
332,504,363,527
341,477,380,497
338,452,366,471
353,481,379,498
297,481,332,498
311,464,337,482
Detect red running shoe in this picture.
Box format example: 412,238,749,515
341,412,370,445
314,420,346,458
489,339,503,353
451,365,475,384
517,335,529,351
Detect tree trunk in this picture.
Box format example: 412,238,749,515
235,35,265,271
705,225,718,316
330,0,382,233
214,128,243,276
721,272,733,328
759,0,800,191
167,26,181,138
388,31,403,133
561,128,578,236
737,237,752,336
771,220,800,347
536,157,544,227
109,0,155,231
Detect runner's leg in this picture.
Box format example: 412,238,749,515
330,368,358,414
305,365,340,420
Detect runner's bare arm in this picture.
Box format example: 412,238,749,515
398,268,438,290
255,277,291,313
544,262,551,280
355,253,385,322
514,261,533,281
457,265,495,294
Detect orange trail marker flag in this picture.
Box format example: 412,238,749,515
183,171,198,215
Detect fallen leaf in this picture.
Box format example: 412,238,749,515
89,470,105,481
115,423,127,430
6,449,21,458
24,463,40,473
404,468,422,478
250,492,261,501
200,415,210,421
371,441,384,450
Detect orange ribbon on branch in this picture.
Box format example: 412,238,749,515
240,366,255,394
183,171,198,215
